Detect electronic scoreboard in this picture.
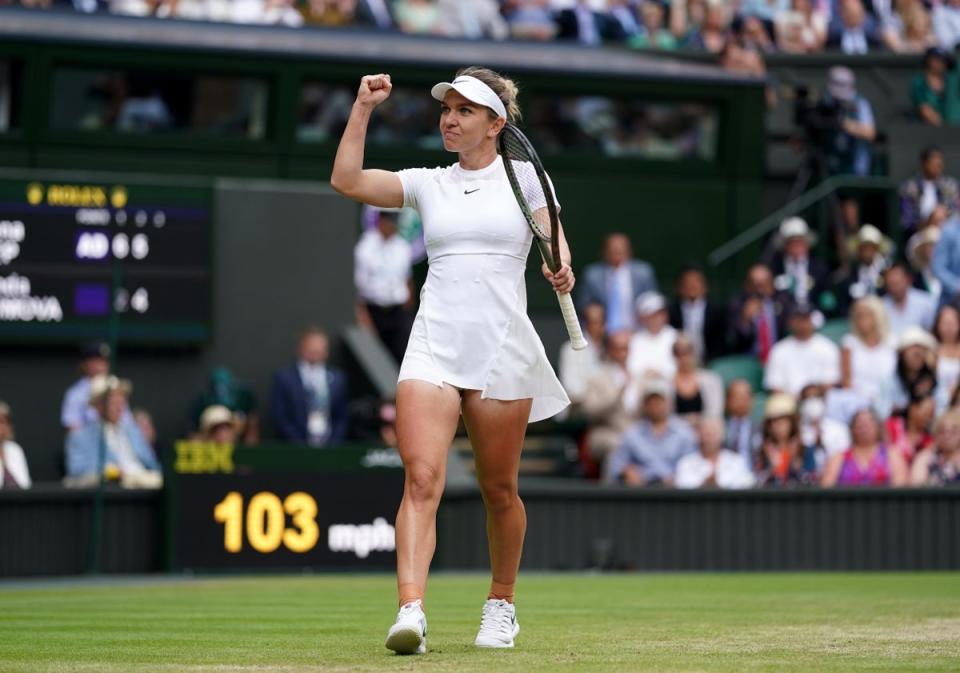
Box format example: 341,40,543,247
0,172,212,343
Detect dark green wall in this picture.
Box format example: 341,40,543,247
0,180,357,481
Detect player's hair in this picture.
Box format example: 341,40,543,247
455,66,522,123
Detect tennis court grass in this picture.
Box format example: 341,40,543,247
1,573,958,672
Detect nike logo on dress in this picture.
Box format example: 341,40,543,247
464,188,480,194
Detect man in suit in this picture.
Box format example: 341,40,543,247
556,0,627,45
577,232,658,333
723,378,759,470
668,265,727,364
766,217,833,315
271,326,349,447
826,0,883,54
354,0,395,29
727,263,793,362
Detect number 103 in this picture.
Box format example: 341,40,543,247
213,491,319,554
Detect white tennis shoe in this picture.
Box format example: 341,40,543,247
474,598,520,648
384,599,427,655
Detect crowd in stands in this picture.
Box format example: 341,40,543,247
0,322,353,489
559,146,960,489
8,0,960,57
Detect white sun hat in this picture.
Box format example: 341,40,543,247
430,75,507,119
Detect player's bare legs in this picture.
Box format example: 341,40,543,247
394,379,462,606
461,393,531,601
461,392,530,647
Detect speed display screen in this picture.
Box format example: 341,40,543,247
0,173,212,343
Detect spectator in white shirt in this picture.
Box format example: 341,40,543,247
627,291,679,381
675,417,755,489
559,303,606,408
841,295,896,402
764,302,841,395
0,402,31,490
933,0,960,50
354,208,414,364
881,262,936,338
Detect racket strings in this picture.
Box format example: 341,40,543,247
499,132,552,241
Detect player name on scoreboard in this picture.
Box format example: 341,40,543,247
0,174,212,343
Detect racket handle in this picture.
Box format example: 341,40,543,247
556,291,587,351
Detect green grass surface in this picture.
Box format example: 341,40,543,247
1,573,959,672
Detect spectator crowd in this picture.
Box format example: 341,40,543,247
7,0,960,57
561,150,960,489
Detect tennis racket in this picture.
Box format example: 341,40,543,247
498,123,587,351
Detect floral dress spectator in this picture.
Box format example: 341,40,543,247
900,147,960,234
911,48,960,126
757,393,818,486
911,409,960,484
840,296,896,402
822,409,909,486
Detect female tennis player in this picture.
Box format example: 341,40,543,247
331,66,573,654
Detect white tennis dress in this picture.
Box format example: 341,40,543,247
396,154,570,422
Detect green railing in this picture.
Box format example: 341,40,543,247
707,175,897,267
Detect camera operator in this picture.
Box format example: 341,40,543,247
794,66,876,264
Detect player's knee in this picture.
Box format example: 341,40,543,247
478,478,518,512
404,463,443,506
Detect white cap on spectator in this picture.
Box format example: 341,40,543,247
898,326,938,352
635,291,666,316
89,374,132,403
907,227,941,269
860,222,889,245
641,377,671,399
776,217,817,248
764,393,797,419
431,75,507,120
200,405,234,433
828,66,857,102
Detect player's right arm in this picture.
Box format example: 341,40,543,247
330,74,404,208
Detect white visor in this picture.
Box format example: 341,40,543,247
430,75,507,120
